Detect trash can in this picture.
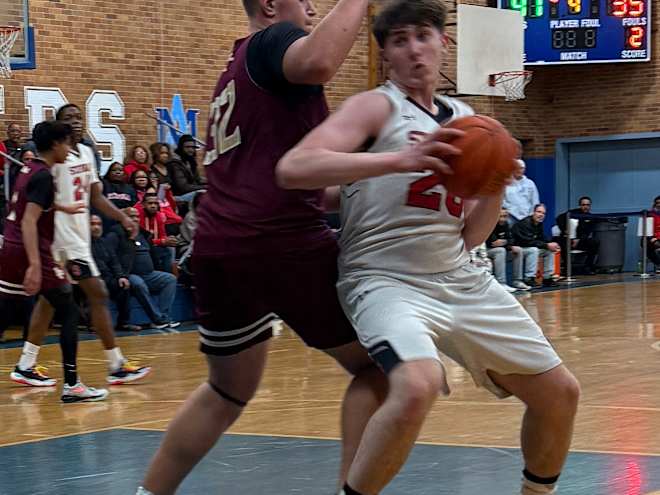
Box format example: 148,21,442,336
593,217,627,273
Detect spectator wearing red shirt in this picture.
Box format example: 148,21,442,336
123,145,150,182
147,171,182,235
136,193,178,272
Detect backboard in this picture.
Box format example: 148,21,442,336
0,0,35,71
457,5,524,97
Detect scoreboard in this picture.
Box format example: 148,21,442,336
498,0,651,64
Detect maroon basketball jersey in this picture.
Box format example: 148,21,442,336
195,34,335,256
3,159,56,257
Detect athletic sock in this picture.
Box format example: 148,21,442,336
521,469,559,494
17,341,40,370
64,363,78,386
105,347,125,371
341,483,365,495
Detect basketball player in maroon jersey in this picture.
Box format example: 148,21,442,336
138,1,388,493
0,121,108,402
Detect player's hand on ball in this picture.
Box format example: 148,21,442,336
23,264,42,295
396,127,464,176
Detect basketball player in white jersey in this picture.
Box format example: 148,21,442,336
278,1,579,494
12,104,151,387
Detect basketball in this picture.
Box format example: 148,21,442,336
442,115,518,199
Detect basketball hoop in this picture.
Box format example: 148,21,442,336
488,71,533,101
0,27,20,79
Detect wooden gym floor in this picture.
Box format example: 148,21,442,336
1,278,659,494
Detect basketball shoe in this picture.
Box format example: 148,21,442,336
107,361,152,385
10,365,56,387
61,382,109,403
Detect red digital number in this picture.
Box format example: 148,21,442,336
406,174,463,218
628,0,644,16
609,0,627,16
626,26,644,48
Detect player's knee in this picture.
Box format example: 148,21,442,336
86,279,109,303
391,365,444,421
531,369,580,415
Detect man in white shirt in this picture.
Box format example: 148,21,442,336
503,158,540,226
13,104,152,388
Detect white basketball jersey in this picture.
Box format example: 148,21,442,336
338,81,475,276
52,143,100,259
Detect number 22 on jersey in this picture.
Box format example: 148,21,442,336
203,80,241,165
406,173,463,218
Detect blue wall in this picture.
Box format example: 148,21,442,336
524,157,556,236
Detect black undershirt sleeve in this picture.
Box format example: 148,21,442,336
26,169,54,210
246,21,321,95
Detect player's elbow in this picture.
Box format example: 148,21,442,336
276,151,310,190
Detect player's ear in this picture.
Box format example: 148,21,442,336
440,33,449,53
261,0,276,18
380,49,388,63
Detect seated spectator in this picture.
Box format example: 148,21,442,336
486,207,529,292
647,195,660,272
167,134,206,202
130,170,151,202
90,215,141,332
180,191,204,245
136,193,179,272
512,204,561,288
503,158,540,226
103,162,137,210
556,196,600,274
3,122,24,160
109,208,179,328
148,171,182,234
149,142,173,188
123,145,150,181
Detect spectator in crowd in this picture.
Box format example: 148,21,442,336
103,162,137,210
503,158,540,226
167,135,206,202
130,170,151,202
123,145,150,181
109,207,179,328
149,143,173,188
486,207,529,292
512,204,561,288
647,195,660,272
180,191,204,245
556,196,600,275
3,122,24,160
90,215,141,332
147,171,182,234
136,193,178,272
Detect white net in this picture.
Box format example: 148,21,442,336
490,71,533,101
0,28,20,78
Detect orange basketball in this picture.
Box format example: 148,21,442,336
443,115,518,199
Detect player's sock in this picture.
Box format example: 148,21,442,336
51,288,80,386
520,469,559,494
17,341,40,370
340,483,365,495
64,363,78,387
105,347,125,371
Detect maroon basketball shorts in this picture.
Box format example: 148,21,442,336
0,241,68,298
193,243,358,356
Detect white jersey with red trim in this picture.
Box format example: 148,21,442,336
338,81,474,276
52,142,100,260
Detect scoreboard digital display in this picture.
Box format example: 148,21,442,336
498,0,651,64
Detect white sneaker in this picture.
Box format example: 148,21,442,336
501,284,518,293
136,488,154,495
61,381,109,403
512,280,532,291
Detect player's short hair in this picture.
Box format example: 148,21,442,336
373,0,447,48
241,0,259,17
56,103,81,121
32,121,73,153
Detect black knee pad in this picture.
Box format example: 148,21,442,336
208,381,248,408
42,285,74,310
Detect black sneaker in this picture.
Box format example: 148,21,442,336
10,365,57,387
543,278,559,287
524,277,541,288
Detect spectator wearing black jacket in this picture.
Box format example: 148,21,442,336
90,215,140,332
103,162,137,209
486,208,528,292
108,208,179,329
512,204,561,288
167,134,206,202
555,196,600,274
